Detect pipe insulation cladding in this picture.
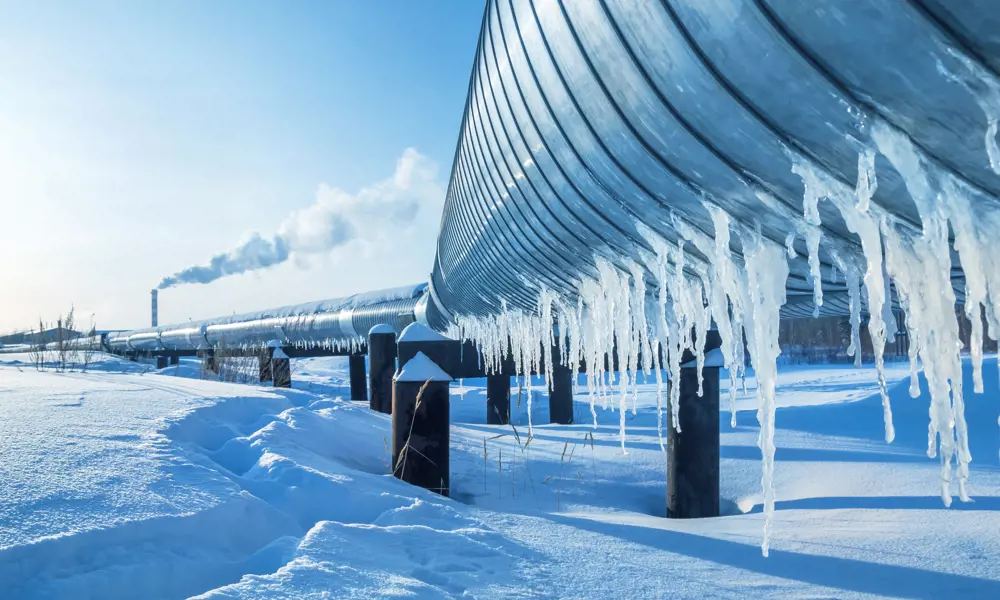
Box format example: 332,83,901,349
99,284,428,355
428,0,1000,556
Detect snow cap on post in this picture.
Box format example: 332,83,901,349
398,322,449,343
680,347,725,369
271,347,289,360
395,352,452,383
369,323,395,336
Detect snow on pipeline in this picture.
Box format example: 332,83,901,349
451,80,1000,554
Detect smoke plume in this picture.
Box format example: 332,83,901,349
157,148,443,289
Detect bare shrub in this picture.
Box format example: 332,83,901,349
31,319,48,370
27,326,42,370
53,307,78,372
205,339,265,385
80,321,98,373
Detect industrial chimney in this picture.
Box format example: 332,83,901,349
151,289,159,327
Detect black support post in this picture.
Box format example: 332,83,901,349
486,374,510,425
259,349,273,383
667,364,721,519
368,325,397,414
349,354,367,401
169,354,179,366
155,355,168,369
549,362,574,425
271,348,291,388
392,352,451,496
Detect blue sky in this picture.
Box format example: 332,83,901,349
0,1,484,332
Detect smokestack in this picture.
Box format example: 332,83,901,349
151,289,158,327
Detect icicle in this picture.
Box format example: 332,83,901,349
872,119,972,503
833,252,863,368
847,267,862,368
668,241,687,433
881,261,898,345
644,232,672,442
597,259,633,453
804,226,823,318
988,118,1000,176
626,260,648,415
855,148,878,212
701,206,748,428
793,161,826,316
784,231,797,258
538,287,556,393
653,339,666,451
741,229,790,557
935,175,1000,396
639,225,685,434
792,154,895,443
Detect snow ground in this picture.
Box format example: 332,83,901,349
0,353,999,598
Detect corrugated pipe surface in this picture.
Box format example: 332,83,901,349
428,0,996,320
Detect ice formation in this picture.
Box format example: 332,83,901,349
855,148,878,212
451,105,1000,554
741,229,789,557
789,154,896,444
784,231,797,258
793,167,825,318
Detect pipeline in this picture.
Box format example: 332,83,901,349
0,284,428,357
426,0,994,322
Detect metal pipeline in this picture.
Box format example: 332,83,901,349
427,0,995,320
0,284,430,357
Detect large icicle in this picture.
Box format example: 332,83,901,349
597,259,634,453
741,228,790,557
872,119,972,504
792,161,826,315
832,252,864,369
941,175,1000,395
627,260,650,415
855,148,878,212
791,156,896,443
703,206,749,428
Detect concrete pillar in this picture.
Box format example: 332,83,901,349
271,347,291,388
169,354,179,366
667,353,721,519
392,352,451,496
155,356,168,369
368,325,397,414
349,354,367,401
549,361,574,424
486,374,510,425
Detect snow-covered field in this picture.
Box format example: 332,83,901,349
0,352,999,598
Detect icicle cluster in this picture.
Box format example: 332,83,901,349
789,154,896,444
450,54,1000,555
870,119,983,503
455,213,791,554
